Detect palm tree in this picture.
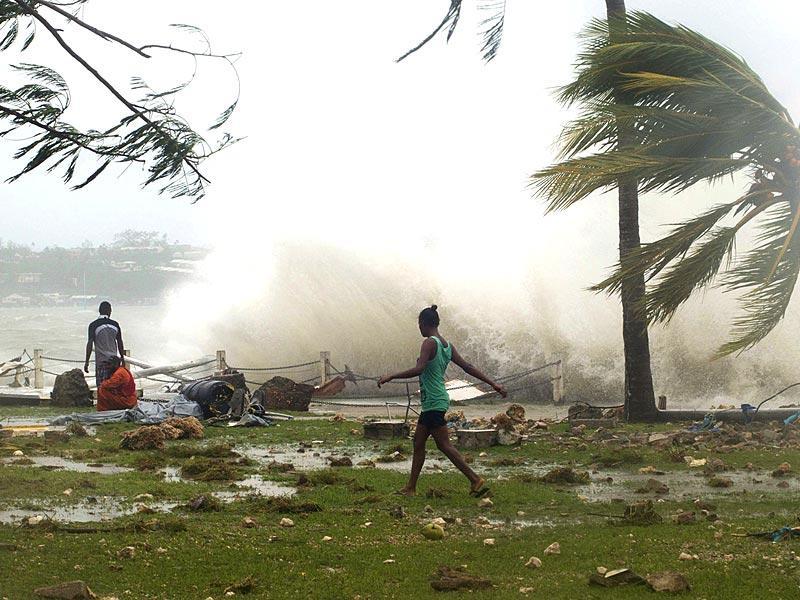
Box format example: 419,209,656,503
532,11,800,359
401,1,659,420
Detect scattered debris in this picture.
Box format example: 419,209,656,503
673,511,696,525
483,538,496,546
635,479,669,495
422,523,445,540
646,572,690,593
589,568,645,588
429,566,492,592
241,516,257,528
684,457,707,468
772,462,792,477
116,546,135,560
506,404,526,422
119,426,166,451
538,467,589,485
162,417,204,439
181,457,240,481
623,500,662,525
707,476,733,488
34,581,96,599
252,376,315,412
678,552,697,561
525,557,542,569
224,575,257,595
544,542,560,555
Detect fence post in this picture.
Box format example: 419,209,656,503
320,351,330,385
552,359,564,405
33,349,43,389
216,350,227,374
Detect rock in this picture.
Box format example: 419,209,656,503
241,516,257,528
543,542,560,555
491,412,515,431
525,556,542,569
252,376,315,412
27,515,44,526
646,571,690,593
588,568,645,588
322,536,333,542
279,517,294,528
596,567,608,575
422,523,445,540
12,450,24,457
638,465,661,474
116,546,135,559
673,511,696,525
478,498,493,508
119,426,166,451
647,433,671,444
684,457,707,468
329,456,353,467
483,538,496,546
429,566,492,592
496,429,522,446
50,370,92,407
519,587,534,594
430,517,446,527
677,552,695,561
34,581,96,599
383,559,396,564
635,478,669,495
772,462,792,477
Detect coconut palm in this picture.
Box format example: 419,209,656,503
402,1,659,419
532,11,800,357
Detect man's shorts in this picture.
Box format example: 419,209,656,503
418,410,447,429
95,362,115,389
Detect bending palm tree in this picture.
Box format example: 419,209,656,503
533,12,800,357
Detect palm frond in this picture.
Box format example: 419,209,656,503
478,1,505,62
397,0,462,63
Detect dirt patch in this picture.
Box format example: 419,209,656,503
120,426,166,451
539,467,590,485
430,566,492,592
181,457,241,481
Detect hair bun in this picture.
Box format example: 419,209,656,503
431,304,438,311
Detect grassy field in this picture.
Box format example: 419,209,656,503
1,407,799,599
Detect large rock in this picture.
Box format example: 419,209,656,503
50,369,92,407
252,376,315,412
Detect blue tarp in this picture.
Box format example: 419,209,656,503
50,396,203,426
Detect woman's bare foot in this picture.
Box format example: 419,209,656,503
469,477,488,496
395,487,416,497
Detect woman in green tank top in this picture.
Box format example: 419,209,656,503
378,305,507,497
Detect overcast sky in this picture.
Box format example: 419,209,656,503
1,0,799,249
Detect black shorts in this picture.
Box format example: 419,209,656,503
418,410,447,429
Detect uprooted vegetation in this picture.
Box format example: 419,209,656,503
181,457,242,481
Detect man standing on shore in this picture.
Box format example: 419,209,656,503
83,301,125,389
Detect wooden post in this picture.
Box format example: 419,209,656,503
216,350,227,374
33,349,43,389
552,359,564,405
320,351,330,385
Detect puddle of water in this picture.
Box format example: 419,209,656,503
0,496,179,524
1,455,130,475
161,466,295,500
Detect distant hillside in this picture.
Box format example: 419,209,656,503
0,230,208,306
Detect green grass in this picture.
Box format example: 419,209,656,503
1,409,800,598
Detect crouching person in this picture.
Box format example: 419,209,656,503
97,357,137,411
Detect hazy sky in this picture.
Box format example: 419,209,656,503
1,0,800,249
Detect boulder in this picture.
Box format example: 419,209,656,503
50,369,92,407
252,376,315,412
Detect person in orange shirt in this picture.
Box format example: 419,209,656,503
97,357,137,411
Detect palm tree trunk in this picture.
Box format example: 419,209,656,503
605,0,658,421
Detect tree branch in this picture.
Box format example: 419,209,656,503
138,43,240,60
14,0,209,183
35,0,150,57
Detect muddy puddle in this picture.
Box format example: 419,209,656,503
162,466,295,500
0,497,179,524
1,455,130,475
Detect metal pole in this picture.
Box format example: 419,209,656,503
33,348,43,390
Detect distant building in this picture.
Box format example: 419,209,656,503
17,273,42,284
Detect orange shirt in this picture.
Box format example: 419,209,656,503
97,366,137,411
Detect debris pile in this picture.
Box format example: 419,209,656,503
538,467,590,485
50,370,92,407
119,417,204,450
623,500,662,525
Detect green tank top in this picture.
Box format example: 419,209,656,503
420,336,452,413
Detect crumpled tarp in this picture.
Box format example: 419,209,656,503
50,396,203,426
